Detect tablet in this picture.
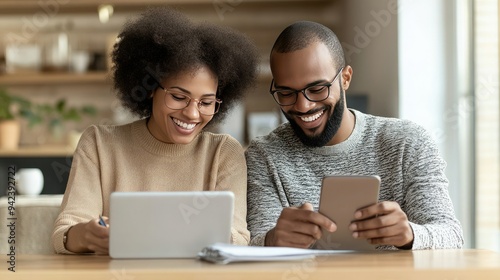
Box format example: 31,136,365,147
314,175,380,251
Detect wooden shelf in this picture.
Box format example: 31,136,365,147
0,70,271,86
0,71,111,86
0,145,75,157
0,0,332,14
0,0,185,14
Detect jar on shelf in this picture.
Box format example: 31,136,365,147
42,31,70,72
4,39,42,73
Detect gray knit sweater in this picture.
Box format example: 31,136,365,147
246,109,464,250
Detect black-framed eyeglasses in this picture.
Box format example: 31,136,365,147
269,67,344,106
158,85,222,116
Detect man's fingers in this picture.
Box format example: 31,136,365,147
270,205,338,248
282,206,336,232
298,202,314,211
351,221,413,247
350,212,400,231
368,233,413,247
278,219,323,240
354,201,398,220
273,229,316,248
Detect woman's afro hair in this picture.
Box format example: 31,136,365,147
112,7,259,125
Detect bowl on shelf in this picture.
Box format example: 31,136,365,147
16,168,44,196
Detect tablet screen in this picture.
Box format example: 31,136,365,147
314,175,380,251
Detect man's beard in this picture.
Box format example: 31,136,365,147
283,90,345,147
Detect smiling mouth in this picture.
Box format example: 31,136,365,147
299,110,324,122
172,117,196,130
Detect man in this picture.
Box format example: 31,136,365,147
246,21,463,250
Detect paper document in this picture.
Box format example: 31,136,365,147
198,243,351,264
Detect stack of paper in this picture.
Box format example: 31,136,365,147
198,243,351,264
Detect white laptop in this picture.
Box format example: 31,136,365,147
109,191,234,259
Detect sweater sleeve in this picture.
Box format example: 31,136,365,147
215,136,250,245
402,127,464,249
51,127,104,254
245,140,286,246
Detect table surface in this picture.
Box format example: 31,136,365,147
2,249,500,280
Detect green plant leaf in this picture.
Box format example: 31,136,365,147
63,108,80,121
55,99,66,114
49,118,62,128
19,108,42,127
0,89,14,120
39,104,53,114
81,105,97,116
0,91,98,128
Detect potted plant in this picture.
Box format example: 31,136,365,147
0,89,98,149
19,98,97,146
0,88,22,149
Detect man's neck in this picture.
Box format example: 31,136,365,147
326,109,356,146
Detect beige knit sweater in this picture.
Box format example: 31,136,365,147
52,119,249,254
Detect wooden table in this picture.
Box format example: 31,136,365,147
2,250,500,280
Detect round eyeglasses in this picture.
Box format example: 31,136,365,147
269,67,344,106
158,86,222,116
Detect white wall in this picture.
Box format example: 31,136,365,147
474,0,500,252
338,0,399,117
399,0,474,248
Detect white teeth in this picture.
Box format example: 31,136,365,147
300,111,323,122
173,118,196,130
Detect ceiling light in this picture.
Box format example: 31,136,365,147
98,4,114,24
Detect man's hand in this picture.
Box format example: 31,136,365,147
265,203,336,248
349,201,413,248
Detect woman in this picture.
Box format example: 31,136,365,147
52,7,258,254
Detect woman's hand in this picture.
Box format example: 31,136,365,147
65,216,110,254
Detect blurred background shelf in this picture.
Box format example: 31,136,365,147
0,71,111,86
0,0,334,14
0,145,74,157
0,0,341,194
